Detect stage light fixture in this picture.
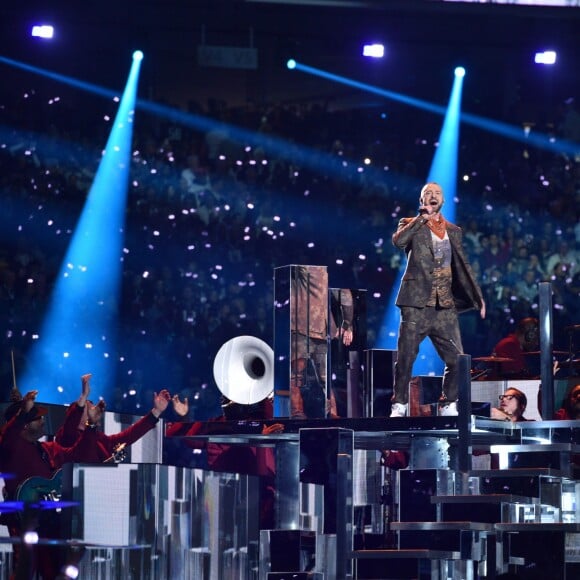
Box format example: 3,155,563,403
287,59,297,70
363,44,384,58
31,25,54,39
133,50,144,62
63,565,79,579
23,531,39,544
534,51,556,65
454,66,466,77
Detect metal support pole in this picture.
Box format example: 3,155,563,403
539,282,554,420
299,428,353,578
457,353,472,474
276,440,300,529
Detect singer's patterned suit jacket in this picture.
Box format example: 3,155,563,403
392,216,484,312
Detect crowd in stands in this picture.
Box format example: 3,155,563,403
0,81,579,418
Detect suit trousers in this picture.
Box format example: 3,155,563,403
393,306,464,404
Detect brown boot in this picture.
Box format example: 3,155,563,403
327,389,339,419
290,385,307,419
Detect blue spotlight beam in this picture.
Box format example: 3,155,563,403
18,56,143,403
428,70,464,224
460,111,579,154
290,60,579,156
1,55,576,191
292,60,448,116
0,56,372,182
379,71,465,378
0,55,126,102
412,71,465,375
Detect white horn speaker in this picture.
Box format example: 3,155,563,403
213,336,274,405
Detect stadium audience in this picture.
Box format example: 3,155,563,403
0,84,578,418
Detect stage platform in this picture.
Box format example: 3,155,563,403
2,407,580,578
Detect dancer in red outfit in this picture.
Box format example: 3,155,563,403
165,396,284,528
0,390,100,579
54,373,170,462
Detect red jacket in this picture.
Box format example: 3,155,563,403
553,408,572,420
0,410,99,498
493,334,526,375
166,416,275,477
54,402,160,463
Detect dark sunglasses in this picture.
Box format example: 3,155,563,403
499,394,516,402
